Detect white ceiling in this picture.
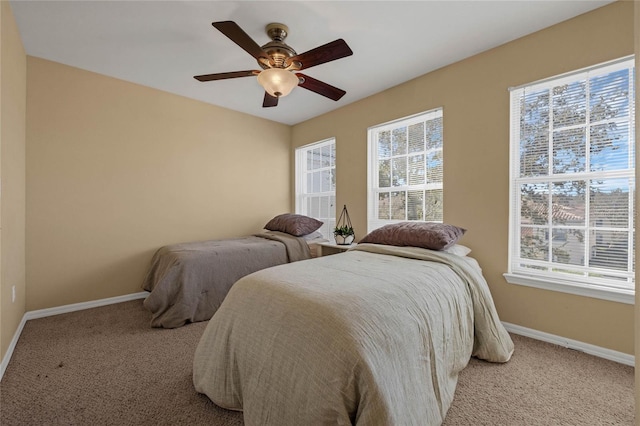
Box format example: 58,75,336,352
11,0,614,126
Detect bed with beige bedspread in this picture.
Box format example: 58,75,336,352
193,243,514,425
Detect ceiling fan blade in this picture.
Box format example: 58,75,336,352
296,73,346,101
194,70,258,82
263,92,279,108
288,39,353,70
212,21,270,63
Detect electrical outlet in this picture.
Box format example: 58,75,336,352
12,285,16,303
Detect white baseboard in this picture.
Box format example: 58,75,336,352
0,314,28,383
0,291,149,381
502,321,635,367
23,291,149,320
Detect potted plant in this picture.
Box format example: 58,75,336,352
334,205,355,245
334,225,355,245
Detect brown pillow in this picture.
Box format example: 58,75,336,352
264,213,323,237
359,222,466,250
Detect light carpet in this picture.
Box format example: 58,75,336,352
0,300,634,425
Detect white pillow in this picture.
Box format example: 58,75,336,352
301,230,324,241
443,244,471,256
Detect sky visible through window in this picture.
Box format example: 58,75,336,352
520,69,633,184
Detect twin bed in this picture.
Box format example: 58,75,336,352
189,221,514,425
142,213,327,328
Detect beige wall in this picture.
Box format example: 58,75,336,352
292,1,635,354
1,1,27,361
25,57,291,311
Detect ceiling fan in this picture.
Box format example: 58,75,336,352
194,21,353,108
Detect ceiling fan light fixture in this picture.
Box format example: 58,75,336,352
257,68,299,97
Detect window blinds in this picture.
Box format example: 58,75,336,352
295,138,336,240
509,56,635,291
367,108,443,232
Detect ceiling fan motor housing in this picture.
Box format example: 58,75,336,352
261,23,297,69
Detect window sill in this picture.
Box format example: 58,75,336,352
503,273,635,305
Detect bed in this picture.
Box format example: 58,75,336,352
142,214,327,328
193,224,514,425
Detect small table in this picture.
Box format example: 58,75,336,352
318,242,357,257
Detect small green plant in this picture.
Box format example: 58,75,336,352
334,225,354,237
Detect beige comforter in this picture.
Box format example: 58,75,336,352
193,244,514,425
142,231,311,328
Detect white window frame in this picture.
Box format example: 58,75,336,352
295,138,336,240
367,108,444,232
505,56,635,305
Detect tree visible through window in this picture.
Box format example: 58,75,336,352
368,108,443,232
509,56,635,294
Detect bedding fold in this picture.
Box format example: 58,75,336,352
351,243,514,362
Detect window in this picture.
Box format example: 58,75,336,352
367,108,443,232
506,56,635,303
295,138,336,239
